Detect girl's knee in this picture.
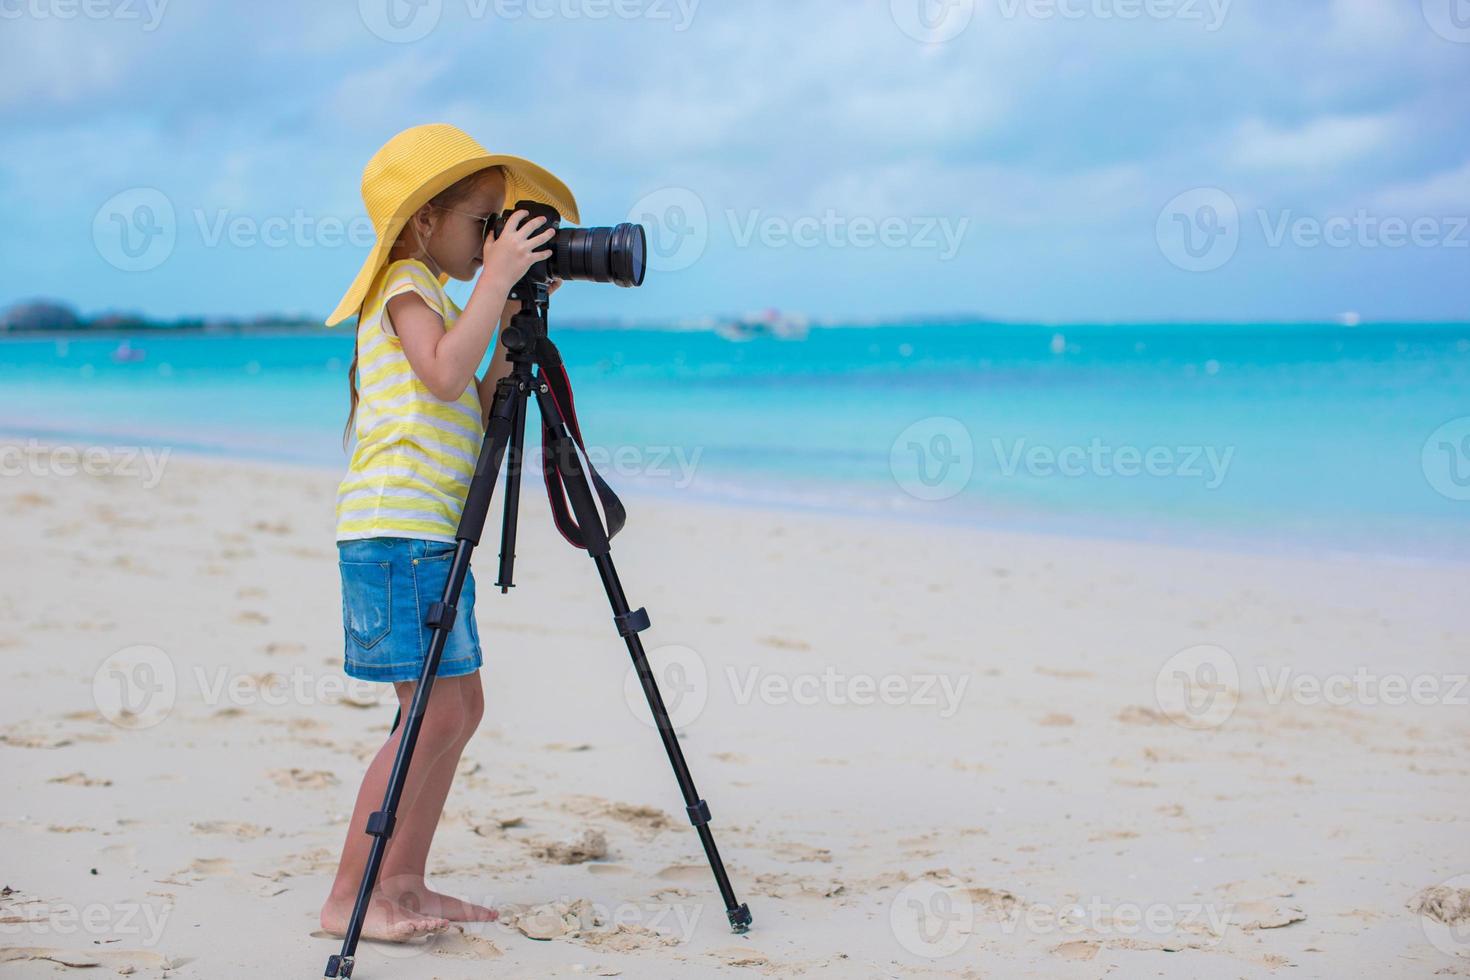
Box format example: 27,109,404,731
460,681,485,740
400,676,481,746
417,704,465,747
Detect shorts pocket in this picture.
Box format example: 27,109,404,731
418,540,456,560
340,559,392,650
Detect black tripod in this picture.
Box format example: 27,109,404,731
324,279,752,979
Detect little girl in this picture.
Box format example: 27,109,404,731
318,123,579,942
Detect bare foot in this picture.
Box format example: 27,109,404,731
384,881,499,922
320,892,450,941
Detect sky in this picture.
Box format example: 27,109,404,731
1,0,1467,324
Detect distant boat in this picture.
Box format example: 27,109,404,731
110,340,146,363
714,308,809,341
1337,312,1362,327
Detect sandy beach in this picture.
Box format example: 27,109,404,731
2,439,1467,978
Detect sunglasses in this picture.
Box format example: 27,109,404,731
434,205,497,239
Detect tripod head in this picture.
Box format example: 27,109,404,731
501,275,549,364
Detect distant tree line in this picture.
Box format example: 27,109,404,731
0,299,324,333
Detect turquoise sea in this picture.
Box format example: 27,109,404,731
2,321,1468,561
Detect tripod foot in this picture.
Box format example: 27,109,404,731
324,953,353,978
728,903,753,933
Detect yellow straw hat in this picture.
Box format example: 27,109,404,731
325,122,580,327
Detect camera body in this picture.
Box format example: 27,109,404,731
487,200,647,288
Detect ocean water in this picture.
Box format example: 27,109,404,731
2,321,1468,561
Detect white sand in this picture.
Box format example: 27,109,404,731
1,441,1467,978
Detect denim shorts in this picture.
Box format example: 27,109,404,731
337,536,483,683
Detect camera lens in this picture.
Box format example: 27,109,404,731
610,223,646,287
551,223,646,288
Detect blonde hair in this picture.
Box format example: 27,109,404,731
342,166,506,450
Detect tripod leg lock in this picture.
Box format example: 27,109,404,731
366,810,395,838
324,953,354,978
686,799,712,827
614,606,651,636
727,903,753,933
425,601,458,630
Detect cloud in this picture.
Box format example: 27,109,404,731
0,19,138,110
319,52,456,132
1370,159,1470,214
0,0,1466,320
1229,114,1399,172
803,158,1148,228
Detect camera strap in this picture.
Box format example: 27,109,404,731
533,336,627,549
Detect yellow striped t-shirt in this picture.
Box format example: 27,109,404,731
336,259,484,543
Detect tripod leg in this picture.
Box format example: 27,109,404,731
325,377,524,979
530,378,753,934
495,374,527,593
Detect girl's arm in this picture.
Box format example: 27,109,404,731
388,274,510,402
476,298,520,426
389,212,554,402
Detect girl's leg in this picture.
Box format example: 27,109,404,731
379,673,496,921
320,675,468,940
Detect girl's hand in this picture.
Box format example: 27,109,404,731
481,210,556,290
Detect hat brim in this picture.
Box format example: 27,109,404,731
325,154,580,327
